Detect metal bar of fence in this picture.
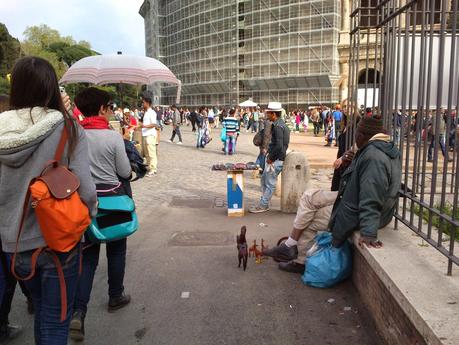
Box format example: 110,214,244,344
349,0,459,274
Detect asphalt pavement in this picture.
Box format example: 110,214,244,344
8,125,381,345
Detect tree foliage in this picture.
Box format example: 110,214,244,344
0,23,22,94
21,24,97,79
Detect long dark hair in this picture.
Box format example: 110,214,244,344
9,56,78,155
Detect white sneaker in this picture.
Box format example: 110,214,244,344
177,142,183,145
167,140,173,143
146,171,156,177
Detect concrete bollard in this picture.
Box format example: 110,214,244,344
281,151,310,213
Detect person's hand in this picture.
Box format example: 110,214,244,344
61,94,71,113
358,236,383,248
342,150,355,164
333,157,343,169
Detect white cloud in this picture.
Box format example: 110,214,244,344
0,0,145,55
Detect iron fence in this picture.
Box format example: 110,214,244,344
348,0,458,275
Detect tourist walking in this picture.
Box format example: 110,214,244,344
70,87,132,341
168,104,183,144
222,108,240,154
0,56,98,345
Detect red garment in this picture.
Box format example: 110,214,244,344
80,116,110,130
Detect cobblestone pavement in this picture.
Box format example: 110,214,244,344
133,125,335,211
8,125,381,345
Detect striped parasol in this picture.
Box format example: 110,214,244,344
60,54,181,103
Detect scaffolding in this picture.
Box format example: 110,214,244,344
140,0,342,108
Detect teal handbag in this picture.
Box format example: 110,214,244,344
87,195,139,243
220,127,227,142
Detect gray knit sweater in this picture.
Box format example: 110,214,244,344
0,108,97,253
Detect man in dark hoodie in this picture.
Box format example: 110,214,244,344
264,116,402,273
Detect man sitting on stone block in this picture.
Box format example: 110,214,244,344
264,116,402,274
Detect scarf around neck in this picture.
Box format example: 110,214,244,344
80,116,109,130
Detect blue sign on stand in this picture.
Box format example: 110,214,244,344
227,171,244,217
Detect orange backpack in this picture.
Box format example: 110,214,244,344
11,124,91,321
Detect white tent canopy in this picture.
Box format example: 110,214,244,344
239,99,257,107
60,54,181,103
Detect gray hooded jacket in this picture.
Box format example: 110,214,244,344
0,107,97,253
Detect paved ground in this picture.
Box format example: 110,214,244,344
8,125,381,345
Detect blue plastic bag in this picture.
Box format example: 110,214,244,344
302,232,352,288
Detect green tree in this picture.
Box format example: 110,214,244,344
23,24,61,49
0,23,23,94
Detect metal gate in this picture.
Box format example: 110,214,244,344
348,0,459,275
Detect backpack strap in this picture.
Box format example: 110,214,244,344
54,122,69,162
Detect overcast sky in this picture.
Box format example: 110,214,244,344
0,0,145,55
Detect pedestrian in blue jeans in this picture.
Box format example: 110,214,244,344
70,87,133,341
0,57,98,345
250,102,290,213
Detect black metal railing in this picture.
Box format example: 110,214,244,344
348,0,458,275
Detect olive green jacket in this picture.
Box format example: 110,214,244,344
329,134,402,245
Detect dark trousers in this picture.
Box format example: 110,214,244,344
334,121,341,143
428,134,446,160
190,119,196,132
170,126,182,142
74,238,127,316
15,248,80,345
313,122,320,135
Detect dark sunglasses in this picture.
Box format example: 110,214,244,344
106,102,115,111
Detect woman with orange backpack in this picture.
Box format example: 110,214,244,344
0,56,98,345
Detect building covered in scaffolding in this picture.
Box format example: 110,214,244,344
139,0,343,108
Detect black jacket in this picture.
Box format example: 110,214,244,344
268,119,290,161
329,137,402,244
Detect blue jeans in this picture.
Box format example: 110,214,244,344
225,134,237,154
74,238,127,316
256,152,266,172
14,248,80,345
260,160,283,207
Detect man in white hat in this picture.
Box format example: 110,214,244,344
250,102,290,213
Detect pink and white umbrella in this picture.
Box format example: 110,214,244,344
60,54,181,103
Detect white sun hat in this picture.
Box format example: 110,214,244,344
266,101,283,112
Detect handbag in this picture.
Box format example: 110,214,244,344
87,195,138,243
220,127,227,142
302,232,352,288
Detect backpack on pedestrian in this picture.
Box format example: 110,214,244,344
12,124,91,321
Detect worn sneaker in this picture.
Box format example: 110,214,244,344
263,242,298,262
69,310,85,341
248,204,269,213
108,293,131,313
278,261,305,274
167,139,173,143
177,141,183,145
